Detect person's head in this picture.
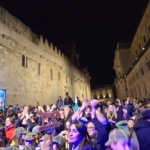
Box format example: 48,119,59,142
69,120,87,145
17,110,23,118
122,107,128,114
24,132,35,147
84,106,92,120
140,109,150,121
126,119,135,128
34,107,38,113
7,110,17,118
59,109,65,119
86,122,97,137
108,104,115,112
8,105,13,110
66,92,69,96
52,135,65,150
105,128,130,150
65,120,71,130
32,125,43,140
107,100,112,106
15,127,28,140
58,96,62,100
39,134,50,147
64,106,70,118
5,117,15,127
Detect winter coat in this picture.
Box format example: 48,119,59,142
64,96,73,106
91,117,108,150
134,118,150,150
56,99,63,108
5,125,15,140
116,120,139,150
69,141,98,150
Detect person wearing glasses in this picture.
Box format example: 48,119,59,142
69,120,97,150
86,122,100,150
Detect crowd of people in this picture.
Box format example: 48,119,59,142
0,92,150,150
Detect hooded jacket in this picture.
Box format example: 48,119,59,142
134,118,150,150
5,125,15,140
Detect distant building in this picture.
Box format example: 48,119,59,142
91,84,116,102
113,1,150,100
0,7,91,106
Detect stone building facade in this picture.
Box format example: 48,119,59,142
0,7,91,106
113,42,132,99
113,1,150,100
91,84,116,102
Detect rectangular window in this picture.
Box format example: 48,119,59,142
147,61,150,71
134,88,137,98
22,55,25,67
38,63,41,75
26,57,28,68
139,43,141,50
143,82,147,95
50,69,53,80
58,72,60,81
143,35,146,43
140,68,144,75
138,85,141,97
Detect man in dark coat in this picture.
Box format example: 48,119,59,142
134,109,150,150
64,92,73,106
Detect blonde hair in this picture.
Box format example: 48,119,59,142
38,106,45,112
107,104,117,119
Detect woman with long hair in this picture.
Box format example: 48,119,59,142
106,104,118,132
69,120,97,150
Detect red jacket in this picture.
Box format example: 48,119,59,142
5,125,15,140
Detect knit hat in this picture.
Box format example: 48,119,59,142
52,135,65,146
23,146,34,150
105,128,128,146
24,132,34,141
5,146,19,150
32,125,40,135
15,127,28,135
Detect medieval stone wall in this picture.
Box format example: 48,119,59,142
0,7,91,106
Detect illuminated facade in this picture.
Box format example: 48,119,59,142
91,84,116,102
0,7,91,106
113,1,150,100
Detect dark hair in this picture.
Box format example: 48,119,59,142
7,117,16,124
7,110,17,119
141,109,150,120
71,120,87,137
70,120,96,150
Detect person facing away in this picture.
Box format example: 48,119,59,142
64,92,73,106
105,128,133,150
134,109,150,150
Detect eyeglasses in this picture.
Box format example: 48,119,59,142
86,126,95,130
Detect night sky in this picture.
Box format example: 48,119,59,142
0,0,149,88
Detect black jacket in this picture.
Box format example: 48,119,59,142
134,118,150,150
91,117,108,150
69,141,98,150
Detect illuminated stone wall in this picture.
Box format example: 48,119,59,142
0,7,91,106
